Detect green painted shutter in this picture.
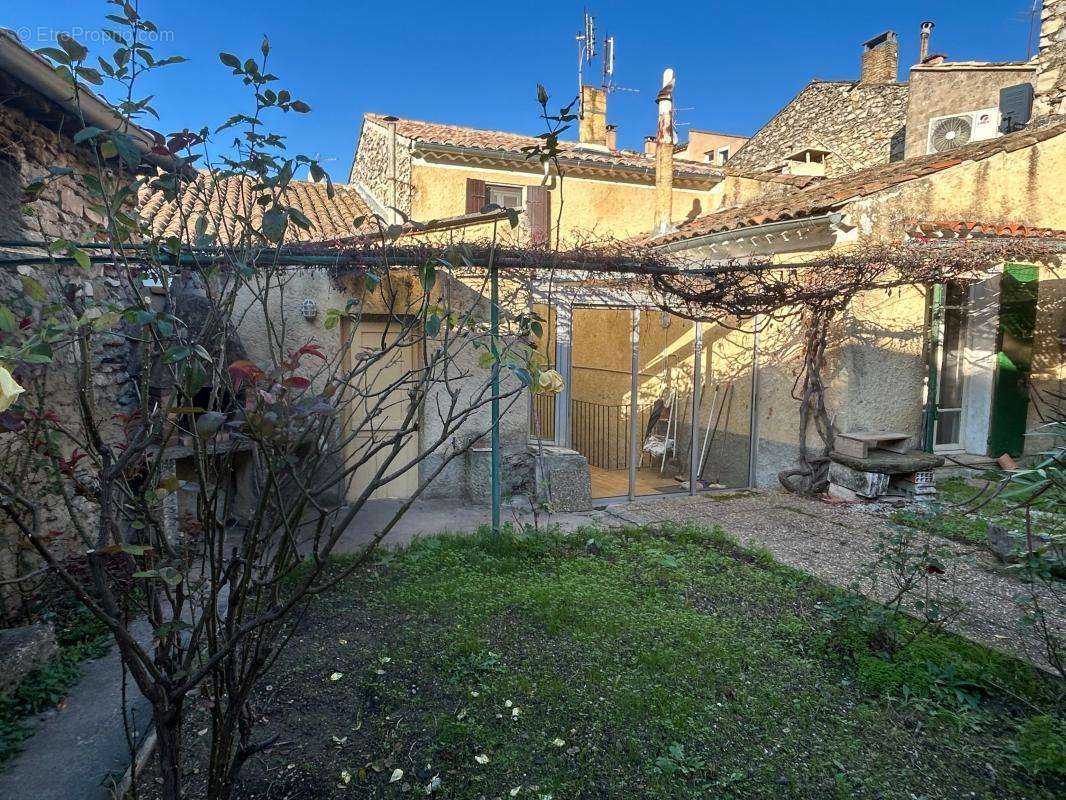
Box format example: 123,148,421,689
988,263,1039,457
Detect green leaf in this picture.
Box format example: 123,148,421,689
158,566,183,587
120,544,155,556
74,126,105,144
289,100,311,113
219,52,241,69
36,47,71,65
75,66,104,86
57,34,88,62
110,132,141,168
70,247,91,270
261,206,288,243
0,305,16,333
20,275,48,302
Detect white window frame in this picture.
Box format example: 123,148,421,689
485,183,524,210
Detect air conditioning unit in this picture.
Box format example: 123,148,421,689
926,108,1001,154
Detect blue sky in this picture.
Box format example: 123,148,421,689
6,1,1042,180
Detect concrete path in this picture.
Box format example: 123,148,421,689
330,496,607,553
0,619,152,800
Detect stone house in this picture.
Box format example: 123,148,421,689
646,120,1066,488
348,88,724,243
724,32,910,178
0,28,181,615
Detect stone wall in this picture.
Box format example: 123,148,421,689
1034,0,1066,119
0,102,139,618
904,64,1037,159
349,116,412,220
726,81,909,177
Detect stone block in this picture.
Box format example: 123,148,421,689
465,446,535,504
531,445,592,512
0,623,57,693
828,461,888,499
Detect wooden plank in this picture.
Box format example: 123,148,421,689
833,437,869,459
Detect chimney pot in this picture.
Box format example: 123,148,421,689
605,123,617,151
643,135,657,156
918,20,934,64
860,30,899,83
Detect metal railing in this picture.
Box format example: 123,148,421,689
570,399,651,470
529,393,556,441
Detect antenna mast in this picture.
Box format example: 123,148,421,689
576,10,596,106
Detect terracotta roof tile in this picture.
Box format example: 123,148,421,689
365,113,722,181
907,220,1066,240
650,122,1066,246
139,174,376,245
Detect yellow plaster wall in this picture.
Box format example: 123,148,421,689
409,161,713,245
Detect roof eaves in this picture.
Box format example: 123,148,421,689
0,27,187,176
412,141,723,182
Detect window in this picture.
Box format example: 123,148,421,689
485,183,523,209
715,146,730,165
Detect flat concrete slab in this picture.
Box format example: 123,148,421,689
331,497,610,554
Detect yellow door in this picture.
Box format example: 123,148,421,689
343,320,419,501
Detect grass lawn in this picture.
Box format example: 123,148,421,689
163,524,1064,799
890,477,1066,549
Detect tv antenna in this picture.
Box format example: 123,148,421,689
576,10,596,98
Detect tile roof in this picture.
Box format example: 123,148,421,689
907,220,1066,240
364,113,723,180
650,122,1066,247
139,174,376,245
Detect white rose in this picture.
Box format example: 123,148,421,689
0,366,25,412
535,369,564,396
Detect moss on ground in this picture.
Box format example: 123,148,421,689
890,476,1066,549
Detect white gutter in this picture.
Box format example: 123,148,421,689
0,28,183,174
651,211,849,254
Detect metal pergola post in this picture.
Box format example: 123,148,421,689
490,262,502,535
689,320,703,496
628,307,641,501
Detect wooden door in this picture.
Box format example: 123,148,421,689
343,320,419,500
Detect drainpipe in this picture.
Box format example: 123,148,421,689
653,68,676,235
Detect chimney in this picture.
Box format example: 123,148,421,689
860,31,899,83
643,135,657,156
653,68,676,235
579,85,608,148
918,21,934,64
606,123,617,151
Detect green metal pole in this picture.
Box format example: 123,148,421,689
490,262,502,535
